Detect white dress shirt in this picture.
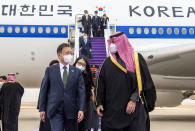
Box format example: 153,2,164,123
85,14,88,21
59,63,69,80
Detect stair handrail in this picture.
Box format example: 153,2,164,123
74,14,85,62
104,20,111,57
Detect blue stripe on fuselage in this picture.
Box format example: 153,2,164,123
0,24,68,38
116,26,195,39
0,24,195,39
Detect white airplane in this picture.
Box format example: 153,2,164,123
0,0,195,107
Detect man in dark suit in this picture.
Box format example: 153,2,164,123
79,33,92,59
100,14,109,37
92,11,101,37
39,43,86,131
81,10,92,36
37,60,59,131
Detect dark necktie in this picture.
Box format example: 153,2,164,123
63,66,68,88
84,39,87,45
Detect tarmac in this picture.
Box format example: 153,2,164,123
18,101,195,131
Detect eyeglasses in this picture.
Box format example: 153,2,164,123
77,61,86,67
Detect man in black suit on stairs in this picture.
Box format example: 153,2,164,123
79,33,92,59
81,10,92,36
92,11,101,37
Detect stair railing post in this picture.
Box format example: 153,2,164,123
104,20,111,57
74,14,80,62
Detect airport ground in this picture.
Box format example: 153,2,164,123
18,100,195,131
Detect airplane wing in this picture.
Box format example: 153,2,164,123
139,43,195,65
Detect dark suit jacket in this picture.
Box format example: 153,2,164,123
100,17,109,29
81,15,92,27
39,64,86,119
92,16,101,28
79,37,92,50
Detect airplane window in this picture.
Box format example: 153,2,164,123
151,28,157,34
61,27,66,34
7,26,13,33
167,28,172,35
136,28,142,34
129,28,134,34
158,28,164,35
53,27,58,34
144,28,149,34
30,27,36,34
23,27,28,33
15,27,20,33
38,27,43,34
182,28,187,35
0,26,5,33
46,27,51,34
174,28,179,35
189,28,194,35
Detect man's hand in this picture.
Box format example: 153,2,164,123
78,111,84,123
97,105,104,117
126,101,136,115
79,48,82,51
40,112,45,122
89,49,92,52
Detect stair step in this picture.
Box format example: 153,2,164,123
89,62,103,65
92,52,106,55
91,42,105,44
90,56,107,58
89,58,105,61
92,48,106,51
89,58,106,61
89,60,103,63
92,52,106,54
92,49,106,51
91,39,105,41
90,59,105,62
92,55,106,58
92,50,106,52
92,46,106,48
92,43,106,45
90,60,105,63
91,40,105,42
91,37,105,40
90,57,106,60
92,45,106,47
92,44,105,45
91,56,106,58
89,60,105,63
92,47,106,50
